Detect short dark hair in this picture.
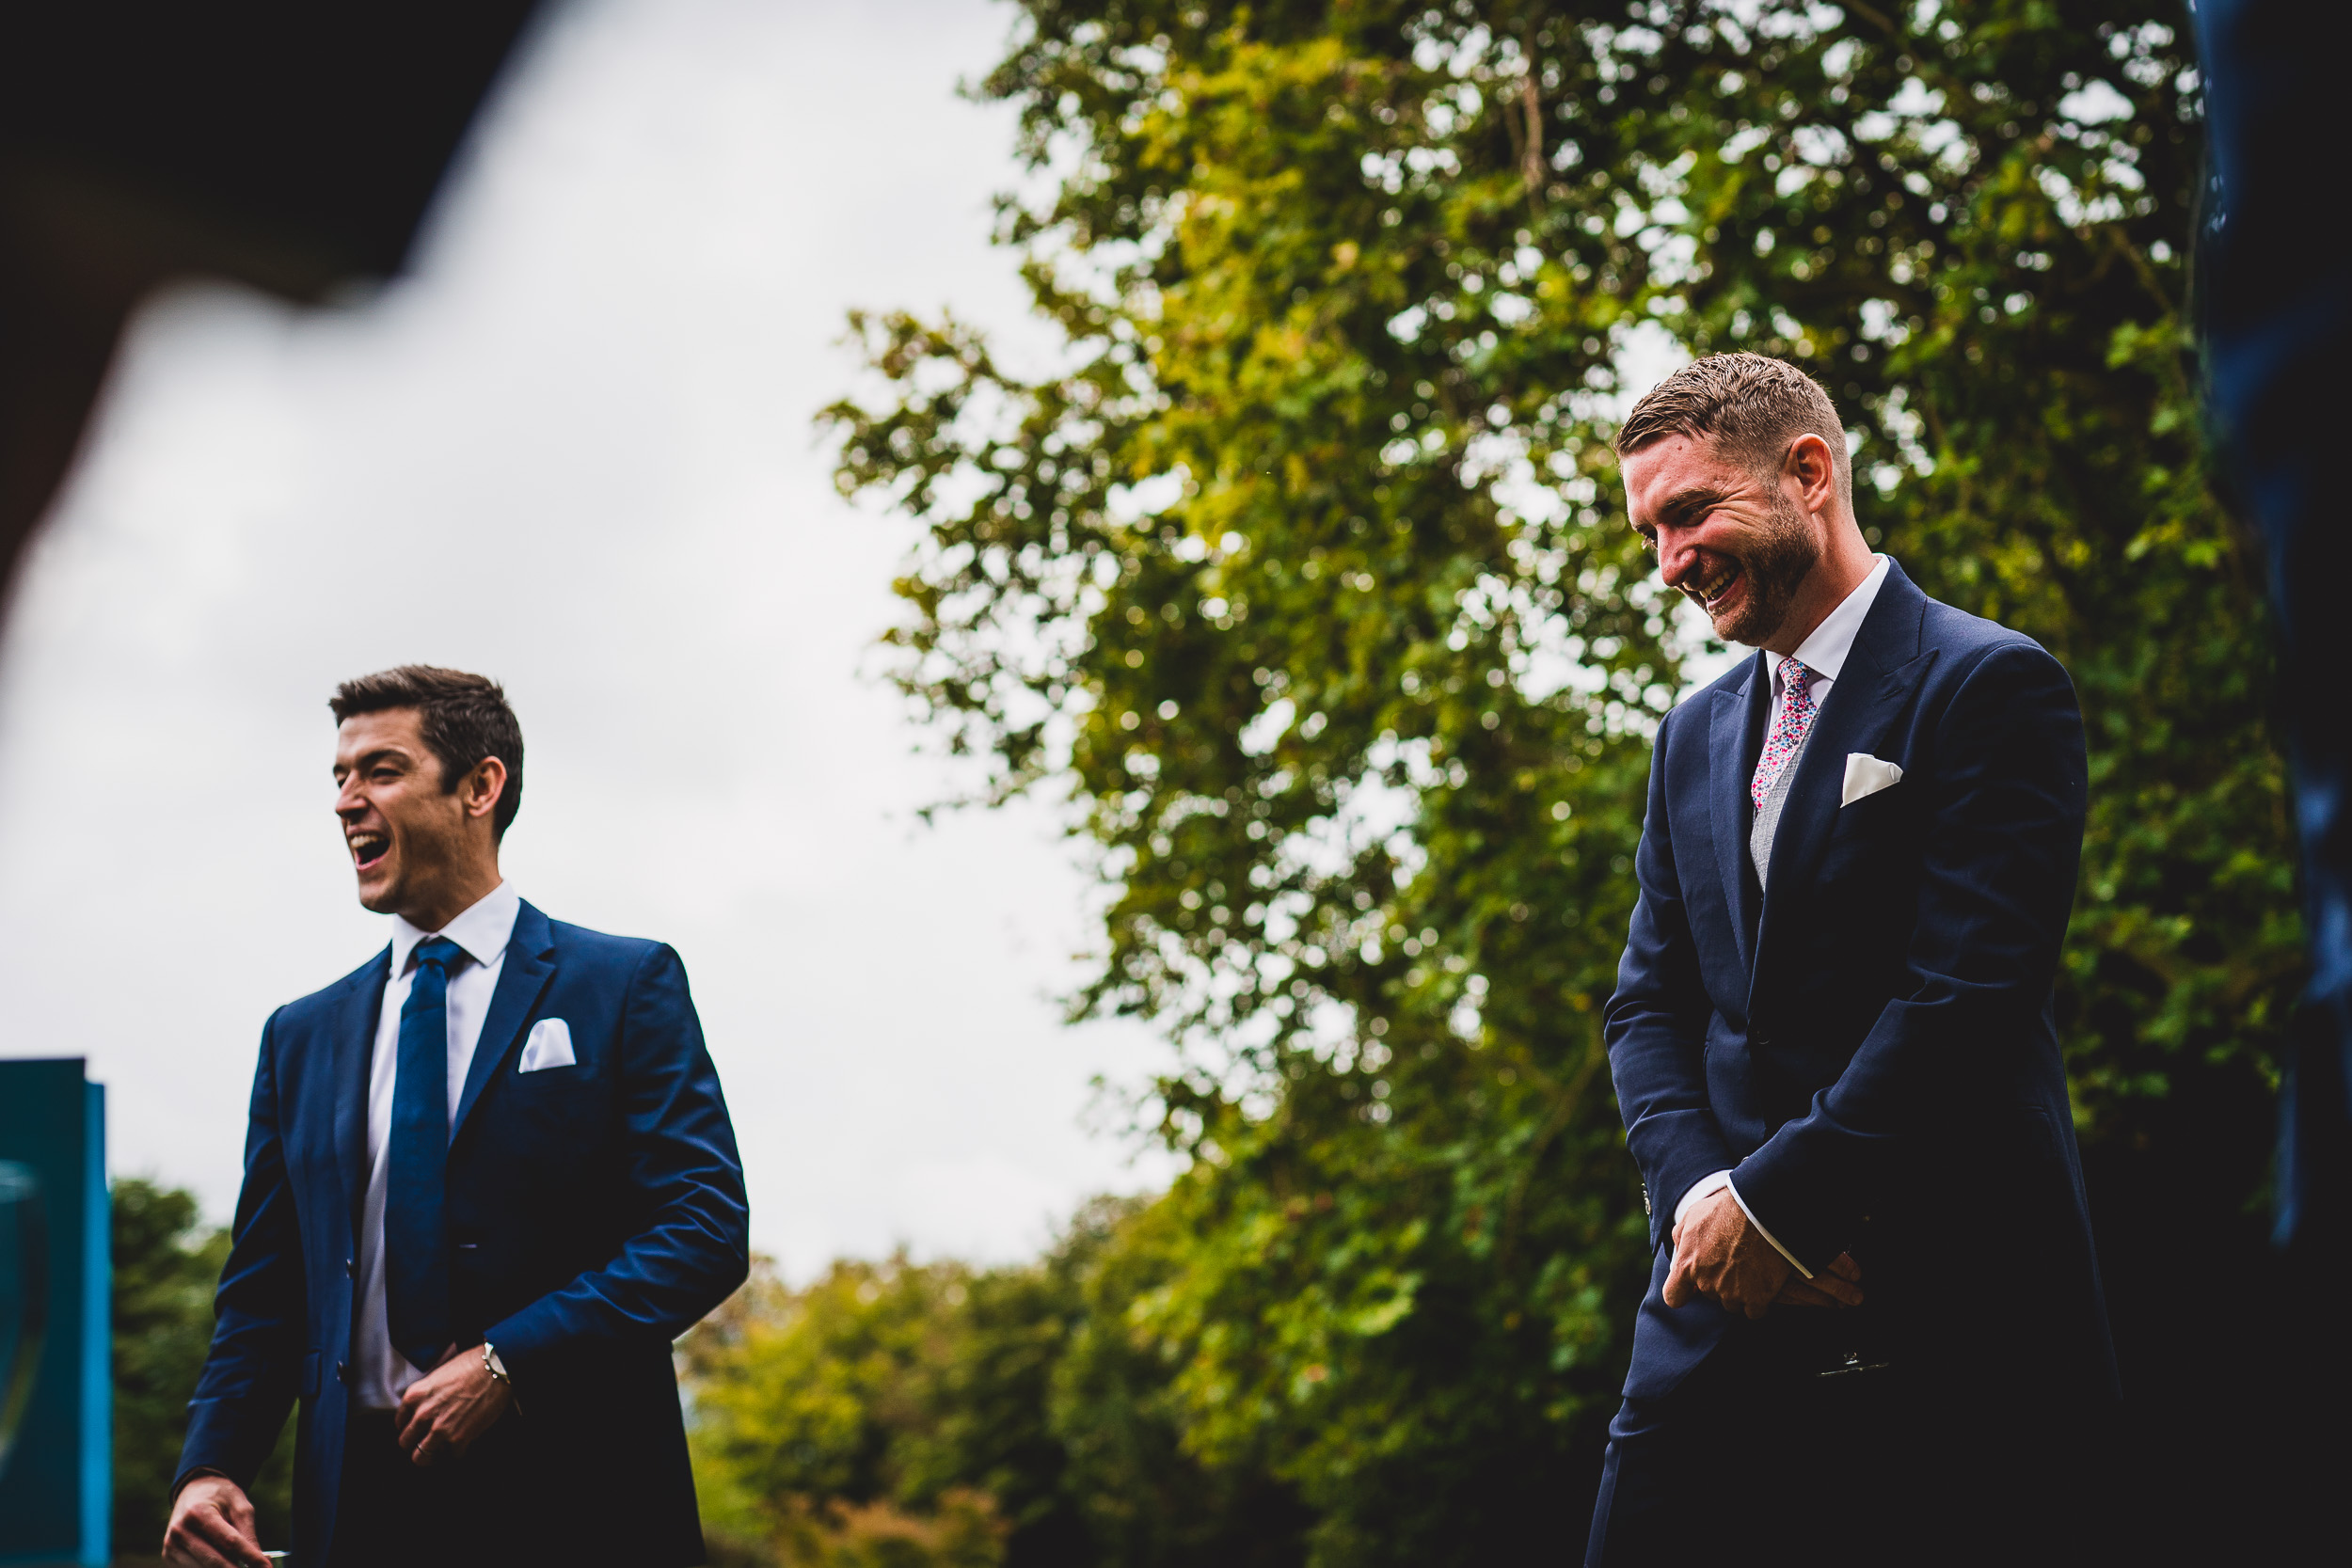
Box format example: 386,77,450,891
1615,352,1851,507
330,665,524,840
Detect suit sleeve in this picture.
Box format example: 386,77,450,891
1730,641,2089,1268
485,944,750,1382
1606,703,1740,1253
177,1012,308,1490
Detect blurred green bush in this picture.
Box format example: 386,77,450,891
111,1178,293,1560
682,1198,1308,1568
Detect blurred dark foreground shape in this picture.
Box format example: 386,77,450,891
2196,0,2352,1250
2192,0,2352,1556
0,4,538,1559
0,1,545,607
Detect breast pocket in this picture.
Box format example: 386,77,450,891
1819,782,1914,873
505,1049,598,1132
490,1024,611,1186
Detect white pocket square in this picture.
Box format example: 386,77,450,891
517,1018,576,1072
1841,752,1904,806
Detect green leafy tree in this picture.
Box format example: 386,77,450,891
1041,1198,1309,1568
111,1179,294,1559
685,1202,1303,1568
822,1,2281,1560
683,1252,983,1559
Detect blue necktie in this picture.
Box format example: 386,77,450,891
386,936,464,1370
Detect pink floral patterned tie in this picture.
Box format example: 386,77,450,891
1751,659,1819,809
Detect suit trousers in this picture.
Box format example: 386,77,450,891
334,1400,654,1567
1585,1315,2119,1567
333,1409,505,1568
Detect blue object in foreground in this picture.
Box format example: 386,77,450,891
0,1058,108,1568
2192,0,2352,1248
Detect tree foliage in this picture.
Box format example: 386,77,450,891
111,1179,294,1556
814,1,2283,1560
683,1200,1307,1568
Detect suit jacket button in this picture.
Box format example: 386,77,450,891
344,1258,355,1277
336,1360,348,1384
1753,1029,1773,1047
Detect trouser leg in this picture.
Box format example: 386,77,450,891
334,1408,542,1568
1585,1391,1689,1565
1586,1356,1932,1567
1586,1373,1793,1567
331,1410,450,1568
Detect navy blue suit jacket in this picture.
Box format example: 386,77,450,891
1605,562,2116,1402
176,902,750,1564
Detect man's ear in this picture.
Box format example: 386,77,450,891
1783,432,1840,515
464,756,509,822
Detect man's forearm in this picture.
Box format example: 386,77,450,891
485,1212,748,1383
180,1367,301,1487
169,1466,230,1500
184,1020,311,1483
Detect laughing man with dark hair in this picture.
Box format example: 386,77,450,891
166,667,749,1568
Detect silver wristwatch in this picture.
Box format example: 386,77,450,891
482,1340,518,1409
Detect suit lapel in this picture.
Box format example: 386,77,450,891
453,900,558,1142
333,950,391,1235
1751,564,1936,982
1708,653,1772,974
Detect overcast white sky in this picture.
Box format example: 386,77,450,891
0,0,1177,1278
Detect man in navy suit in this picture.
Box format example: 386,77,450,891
1587,356,2116,1563
164,667,749,1568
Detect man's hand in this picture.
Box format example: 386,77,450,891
394,1347,513,1467
1664,1186,1863,1318
164,1474,271,1568
1772,1250,1864,1308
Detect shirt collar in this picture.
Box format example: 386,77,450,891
389,880,521,976
1771,553,1890,688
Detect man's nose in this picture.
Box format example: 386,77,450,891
1657,533,1702,587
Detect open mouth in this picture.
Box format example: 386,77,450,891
349,832,390,872
1681,557,1743,611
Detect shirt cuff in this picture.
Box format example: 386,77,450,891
1726,1178,1813,1280
1672,1170,1734,1230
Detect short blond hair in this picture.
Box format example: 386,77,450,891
1615,353,1851,507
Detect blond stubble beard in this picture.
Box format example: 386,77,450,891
1709,488,1820,648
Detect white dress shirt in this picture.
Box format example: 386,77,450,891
352,879,522,1410
1673,556,1892,1275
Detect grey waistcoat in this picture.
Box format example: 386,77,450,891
1749,721,1815,891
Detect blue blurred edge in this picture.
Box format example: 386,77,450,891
2193,0,2352,1250
0,1058,109,1567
